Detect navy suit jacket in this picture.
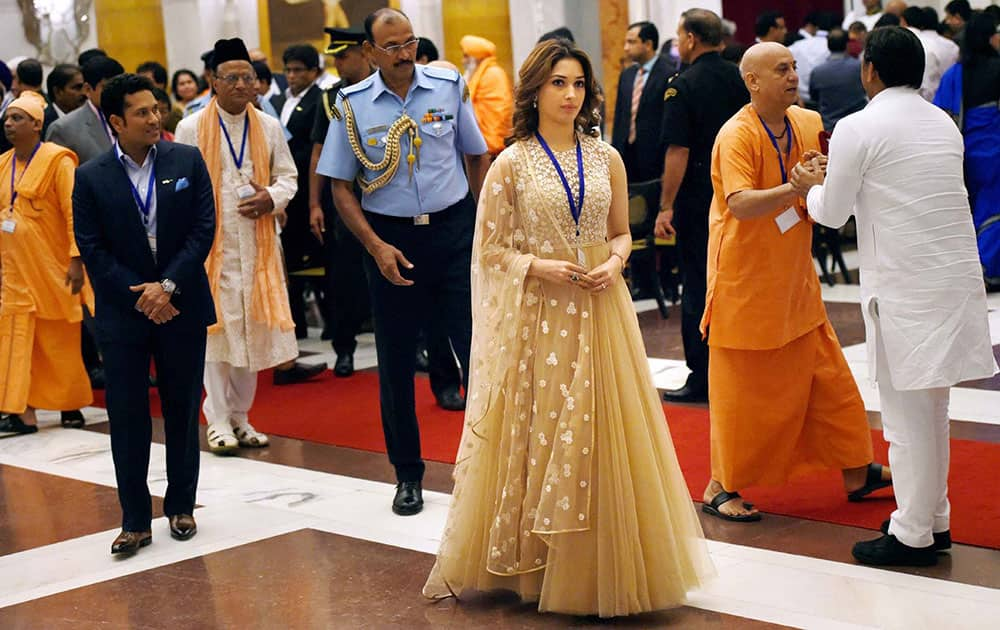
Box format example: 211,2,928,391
611,55,674,182
73,140,217,339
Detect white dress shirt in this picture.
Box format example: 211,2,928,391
918,30,959,102
806,87,997,390
842,9,882,31
789,30,830,102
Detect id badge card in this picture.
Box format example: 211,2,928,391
775,207,801,234
1,219,15,234
147,235,157,263
236,183,256,200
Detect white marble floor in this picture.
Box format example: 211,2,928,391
2,428,1000,629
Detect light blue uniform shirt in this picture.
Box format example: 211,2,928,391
316,65,488,217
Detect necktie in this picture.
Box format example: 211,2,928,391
628,66,646,144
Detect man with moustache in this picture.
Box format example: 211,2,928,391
42,64,87,137
317,8,489,515
176,38,321,456
698,42,890,522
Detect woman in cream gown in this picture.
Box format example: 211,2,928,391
423,39,713,618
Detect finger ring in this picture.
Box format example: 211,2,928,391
570,274,579,282
601,283,607,289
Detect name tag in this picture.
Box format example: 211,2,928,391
775,207,801,234
147,235,157,263
413,214,430,226
1,219,15,233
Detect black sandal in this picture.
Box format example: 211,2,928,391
702,490,762,522
847,462,892,502
60,410,85,429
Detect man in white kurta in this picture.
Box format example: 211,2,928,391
175,38,303,454
794,26,997,567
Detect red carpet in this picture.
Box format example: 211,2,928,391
94,370,1000,549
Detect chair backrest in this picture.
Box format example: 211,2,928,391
627,178,661,241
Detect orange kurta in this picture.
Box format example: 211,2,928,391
703,105,871,489
0,143,92,413
468,57,514,156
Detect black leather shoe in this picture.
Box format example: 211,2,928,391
333,354,354,377
436,388,466,411
111,530,152,555
880,519,951,551
169,514,198,541
662,385,708,403
0,415,38,435
852,534,937,567
273,361,327,385
415,348,430,372
392,481,423,516
60,410,85,429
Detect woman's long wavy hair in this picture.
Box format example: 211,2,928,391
508,38,603,145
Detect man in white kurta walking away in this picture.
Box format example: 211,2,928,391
793,26,997,567
176,38,324,455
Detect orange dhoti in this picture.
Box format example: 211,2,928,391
0,313,92,414
708,321,873,490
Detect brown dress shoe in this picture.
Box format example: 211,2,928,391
111,530,152,555
169,514,197,540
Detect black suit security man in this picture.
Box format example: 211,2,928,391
271,44,325,339
655,9,749,403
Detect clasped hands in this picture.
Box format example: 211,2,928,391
130,282,178,324
530,255,624,293
790,150,828,197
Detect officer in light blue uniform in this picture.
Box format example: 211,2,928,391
316,7,489,517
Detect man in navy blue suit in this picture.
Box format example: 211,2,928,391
73,74,216,555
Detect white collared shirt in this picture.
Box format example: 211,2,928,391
789,30,830,101
806,87,997,389
279,80,320,127
116,141,158,238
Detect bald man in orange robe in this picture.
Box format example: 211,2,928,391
0,91,92,435
460,35,513,156
700,43,890,521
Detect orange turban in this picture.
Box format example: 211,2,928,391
460,35,497,60
6,90,46,122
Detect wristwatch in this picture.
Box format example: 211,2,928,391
160,278,177,295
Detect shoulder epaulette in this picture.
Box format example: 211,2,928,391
342,74,375,96
422,65,460,82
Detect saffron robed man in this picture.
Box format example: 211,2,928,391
176,38,322,456
0,91,92,436
317,8,490,516
73,74,216,554
698,42,891,522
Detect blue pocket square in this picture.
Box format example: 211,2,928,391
175,177,189,192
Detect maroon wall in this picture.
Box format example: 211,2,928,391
722,0,846,46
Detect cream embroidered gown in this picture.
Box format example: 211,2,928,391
423,135,714,617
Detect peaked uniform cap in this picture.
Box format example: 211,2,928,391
324,28,366,55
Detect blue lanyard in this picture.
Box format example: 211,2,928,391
758,115,793,184
121,153,156,225
535,133,585,223
9,142,41,208
219,113,249,169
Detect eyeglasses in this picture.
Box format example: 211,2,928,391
372,39,419,56
217,73,257,86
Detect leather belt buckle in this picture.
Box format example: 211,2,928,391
413,214,430,226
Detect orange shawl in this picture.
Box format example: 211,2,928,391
196,97,293,334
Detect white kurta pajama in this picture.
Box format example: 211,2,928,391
175,107,299,425
806,87,998,548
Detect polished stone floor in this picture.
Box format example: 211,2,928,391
1,269,999,629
